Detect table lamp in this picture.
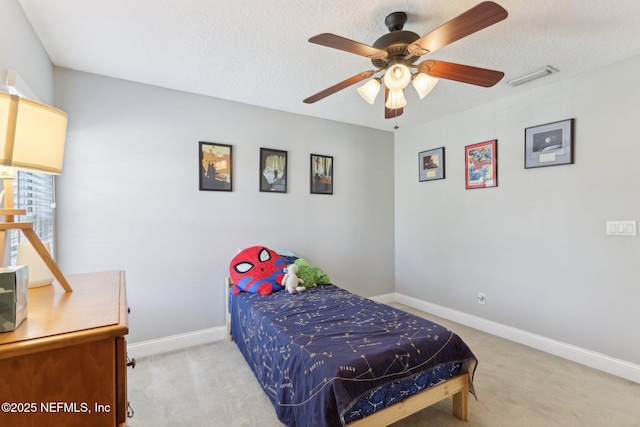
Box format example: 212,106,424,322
0,91,72,292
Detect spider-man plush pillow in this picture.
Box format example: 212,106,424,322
229,246,286,295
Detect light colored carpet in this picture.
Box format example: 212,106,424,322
127,304,640,426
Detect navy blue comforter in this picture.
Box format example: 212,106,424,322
230,284,476,426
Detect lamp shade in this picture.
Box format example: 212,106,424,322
412,73,439,99
383,64,411,91
0,92,67,174
385,89,407,109
356,78,382,104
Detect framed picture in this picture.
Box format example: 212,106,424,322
310,154,333,194
199,141,232,191
465,140,497,189
260,148,287,193
418,147,445,182
525,118,574,168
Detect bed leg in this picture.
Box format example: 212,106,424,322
452,378,470,421
226,318,233,341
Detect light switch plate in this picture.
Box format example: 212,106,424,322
606,221,637,236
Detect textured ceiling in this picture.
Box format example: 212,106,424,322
16,0,640,132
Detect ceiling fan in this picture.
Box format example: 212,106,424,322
303,1,508,120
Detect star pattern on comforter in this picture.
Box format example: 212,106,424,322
230,284,476,427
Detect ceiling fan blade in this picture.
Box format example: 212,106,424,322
408,1,508,56
309,33,388,60
418,60,504,87
384,106,403,119
303,70,376,104
384,87,403,119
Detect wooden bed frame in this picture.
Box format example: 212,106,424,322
224,277,471,426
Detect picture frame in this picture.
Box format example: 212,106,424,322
260,148,287,193
418,147,445,182
310,154,333,194
199,141,232,191
525,118,574,168
465,140,497,189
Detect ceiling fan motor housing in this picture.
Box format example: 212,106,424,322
371,11,421,69
372,30,421,69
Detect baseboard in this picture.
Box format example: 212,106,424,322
393,292,640,384
127,327,225,359
368,293,395,304
126,293,640,384
127,294,396,358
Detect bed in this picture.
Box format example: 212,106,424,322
225,276,477,427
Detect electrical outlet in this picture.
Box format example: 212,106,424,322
477,293,486,305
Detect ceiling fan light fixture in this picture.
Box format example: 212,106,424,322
384,64,411,90
385,89,407,109
412,73,439,99
357,78,382,104
303,1,509,123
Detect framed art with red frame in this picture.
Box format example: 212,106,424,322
465,140,497,189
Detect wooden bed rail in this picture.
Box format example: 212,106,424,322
346,372,470,426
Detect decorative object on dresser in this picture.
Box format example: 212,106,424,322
0,270,132,427
0,90,71,292
0,266,28,332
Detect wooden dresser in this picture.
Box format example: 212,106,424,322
0,270,129,427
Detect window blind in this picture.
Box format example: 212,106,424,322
10,171,55,263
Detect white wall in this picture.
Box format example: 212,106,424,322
53,69,395,343
0,0,54,104
394,55,640,364
4,0,638,369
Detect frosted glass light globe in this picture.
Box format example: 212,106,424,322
385,89,407,109
384,64,411,90
356,78,381,104
412,73,439,99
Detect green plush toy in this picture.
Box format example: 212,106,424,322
293,258,330,288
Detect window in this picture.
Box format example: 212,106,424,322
10,171,56,264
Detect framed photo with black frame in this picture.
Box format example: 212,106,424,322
525,118,574,169
199,141,232,191
418,147,445,182
465,140,497,189
310,154,333,194
260,148,287,193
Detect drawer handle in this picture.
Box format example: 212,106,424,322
127,356,136,369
